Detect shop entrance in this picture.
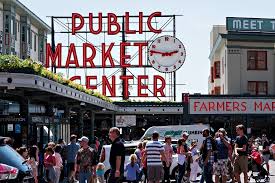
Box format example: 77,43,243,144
0,122,27,148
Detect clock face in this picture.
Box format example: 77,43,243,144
148,35,186,73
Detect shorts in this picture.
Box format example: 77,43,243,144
227,159,233,175
234,155,248,174
262,154,270,163
213,159,228,176
147,166,163,181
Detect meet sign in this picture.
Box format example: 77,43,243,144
226,17,275,33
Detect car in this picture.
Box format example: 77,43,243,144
0,137,34,183
101,140,179,181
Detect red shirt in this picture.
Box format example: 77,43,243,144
44,154,55,168
141,149,147,168
251,151,261,165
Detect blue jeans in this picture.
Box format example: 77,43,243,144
200,175,204,183
203,163,213,183
79,171,92,183
177,163,186,183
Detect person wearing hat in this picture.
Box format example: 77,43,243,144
200,128,215,183
213,128,230,183
75,136,97,183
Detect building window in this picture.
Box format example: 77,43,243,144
214,61,220,78
222,57,224,75
10,17,16,41
22,26,25,42
5,15,9,33
248,81,267,95
34,34,37,52
14,21,17,41
10,18,14,36
214,87,220,95
247,51,267,70
28,28,32,49
211,67,214,83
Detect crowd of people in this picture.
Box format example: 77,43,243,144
104,124,273,183
128,124,273,183
6,134,103,183
2,124,274,183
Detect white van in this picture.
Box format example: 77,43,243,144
140,124,210,147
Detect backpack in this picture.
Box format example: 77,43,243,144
202,136,217,161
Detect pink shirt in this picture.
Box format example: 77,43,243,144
44,154,55,169
163,144,173,163
54,153,63,169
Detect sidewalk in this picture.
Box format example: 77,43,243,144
59,159,275,183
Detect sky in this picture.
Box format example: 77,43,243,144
20,0,275,101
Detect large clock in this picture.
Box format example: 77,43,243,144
148,35,186,73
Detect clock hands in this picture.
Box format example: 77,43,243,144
150,50,166,55
166,50,179,56
150,50,179,56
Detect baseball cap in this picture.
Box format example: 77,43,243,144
78,136,89,142
182,132,189,137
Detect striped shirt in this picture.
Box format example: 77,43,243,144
145,140,164,166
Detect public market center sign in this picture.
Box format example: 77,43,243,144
226,17,275,32
46,12,185,98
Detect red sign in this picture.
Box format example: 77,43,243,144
189,98,275,114
45,12,168,98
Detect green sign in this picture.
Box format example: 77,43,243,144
226,17,275,33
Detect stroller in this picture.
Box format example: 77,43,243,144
248,157,269,183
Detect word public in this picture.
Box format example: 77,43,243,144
46,12,166,98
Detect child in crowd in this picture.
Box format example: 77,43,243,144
125,154,141,183
96,162,105,183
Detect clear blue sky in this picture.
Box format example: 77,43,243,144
20,0,275,101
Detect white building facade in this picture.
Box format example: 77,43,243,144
209,17,275,96
0,0,50,63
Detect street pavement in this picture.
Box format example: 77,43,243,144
190,159,275,183
61,159,275,183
